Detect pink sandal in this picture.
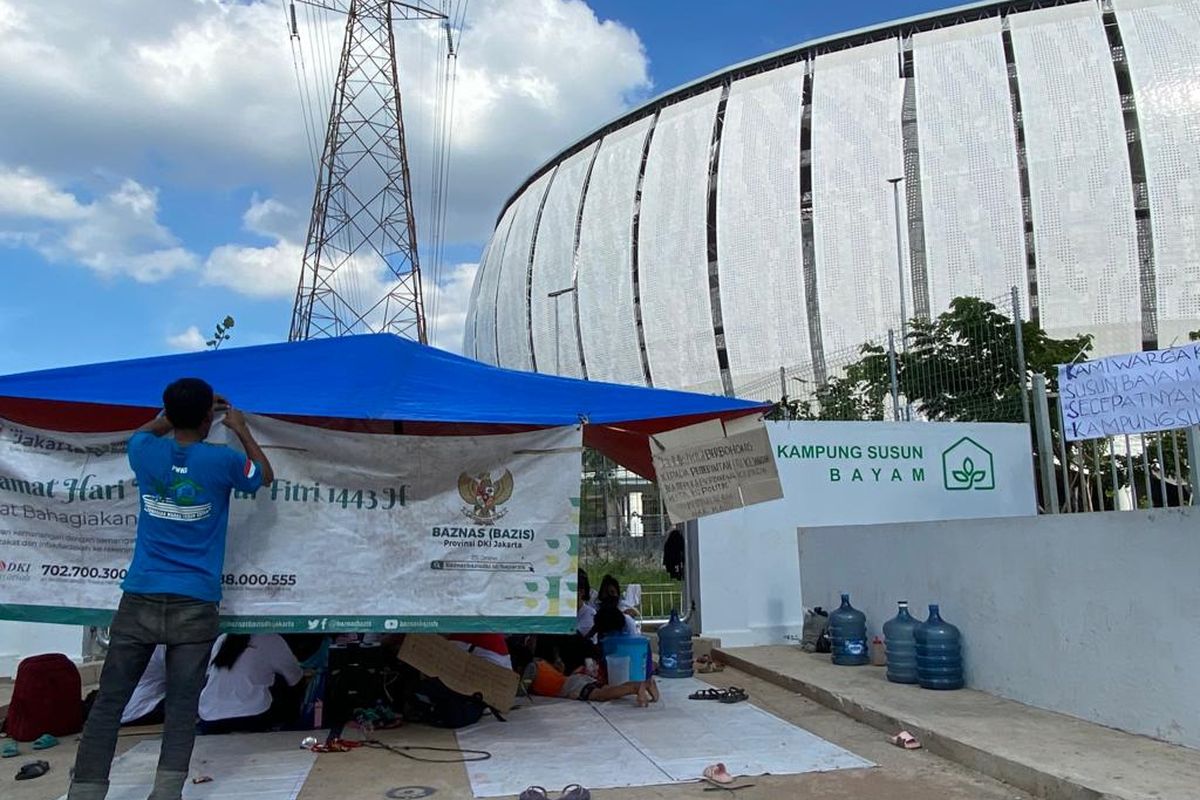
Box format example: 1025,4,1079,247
702,762,735,785
889,730,921,750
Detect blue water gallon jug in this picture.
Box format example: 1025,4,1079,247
883,601,920,684
915,604,963,690
657,610,694,678
829,593,869,666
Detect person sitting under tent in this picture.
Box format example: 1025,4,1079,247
198,634,305,734
598,574,639,620
528,605,658,706
446,633,512,669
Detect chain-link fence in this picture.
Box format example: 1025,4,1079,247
737,288,1029,424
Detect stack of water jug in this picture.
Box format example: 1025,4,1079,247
828,593,963,690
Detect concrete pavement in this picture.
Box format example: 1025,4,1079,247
3,667,1032,800
717,645,1199,800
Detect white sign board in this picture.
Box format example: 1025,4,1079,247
0,416,580,633
770,421,1036,526
650,417,782,521
1058,343,1200,441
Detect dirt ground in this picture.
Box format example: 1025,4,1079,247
4,668,1030,800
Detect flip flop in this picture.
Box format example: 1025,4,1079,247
15,759,50,781
32,734,59,750
702,762,734,785
719,687,749,704
557,785,591,800
688,688,726,700
519,788,550,800
1,740,18,758
889,730,921,750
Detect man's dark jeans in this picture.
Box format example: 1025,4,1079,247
68,592,218,800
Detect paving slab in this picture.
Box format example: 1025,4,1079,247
716,645,1200,800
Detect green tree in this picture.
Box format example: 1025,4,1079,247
206,316,236,350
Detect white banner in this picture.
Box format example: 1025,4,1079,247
0,416,581,633
769,421,1036,526
1058,343,1200,441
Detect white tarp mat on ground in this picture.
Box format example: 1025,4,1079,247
55,732,315,800
456,677,872,797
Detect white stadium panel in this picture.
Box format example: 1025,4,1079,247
530,144,598,378
1114,0,1200,346
577,118,654,386
716,63,808,394
811,39,909,359
494,170,555,371
638,89,724,393
1010,4,1140,354
913,18,1027,314
461,238,489,359
474,202,518,366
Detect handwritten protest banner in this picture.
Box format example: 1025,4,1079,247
650,416,782,521
1058,343,1200,441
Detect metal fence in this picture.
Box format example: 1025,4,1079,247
730,285,1197,514
737,288,1030,425
638,583,686,620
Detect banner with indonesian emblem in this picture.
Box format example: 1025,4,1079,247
0,415,582,633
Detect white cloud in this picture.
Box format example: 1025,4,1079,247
0,165,85,220
425,262,479,354
244,194,305,241
204,238,304,298
166,326,208,352
0,0,650,246
0,166,197,282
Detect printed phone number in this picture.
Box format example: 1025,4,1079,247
42,565,128,580
221,573,297,587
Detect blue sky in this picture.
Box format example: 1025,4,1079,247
0,0,961,376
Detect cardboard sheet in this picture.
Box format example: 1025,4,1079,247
398,633,520,712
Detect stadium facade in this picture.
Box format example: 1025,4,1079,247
464,0,1200,396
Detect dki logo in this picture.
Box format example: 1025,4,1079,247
0,560,32,574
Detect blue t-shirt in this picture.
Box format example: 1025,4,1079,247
123,431,264,601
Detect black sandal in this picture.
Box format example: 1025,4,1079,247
15,759,50,780
719,687,749,704
688,688,726,700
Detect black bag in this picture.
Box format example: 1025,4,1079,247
408,678,501,729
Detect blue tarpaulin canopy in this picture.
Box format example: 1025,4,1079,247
0,334,766,478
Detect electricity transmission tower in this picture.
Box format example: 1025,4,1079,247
289,0,446,343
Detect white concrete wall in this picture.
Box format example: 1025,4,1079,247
0,621,84,677
695,503,805,648
798,507,1200,749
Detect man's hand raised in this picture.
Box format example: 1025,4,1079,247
222,408,249,434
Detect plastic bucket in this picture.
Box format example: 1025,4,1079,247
606,655,631,686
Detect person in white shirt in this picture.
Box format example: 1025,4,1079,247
121,646,167,727
198,634,304,734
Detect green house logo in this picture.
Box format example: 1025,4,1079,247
942,437,995,491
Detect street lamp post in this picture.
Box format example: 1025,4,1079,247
547,286,576,375
887,177,909,353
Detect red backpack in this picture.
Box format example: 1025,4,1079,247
3,653,83,741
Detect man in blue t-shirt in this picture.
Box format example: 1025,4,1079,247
69,378,273,800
